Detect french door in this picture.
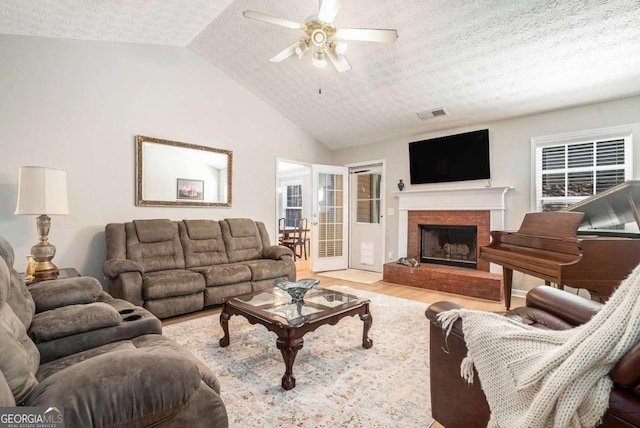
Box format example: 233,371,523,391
310,164,349,272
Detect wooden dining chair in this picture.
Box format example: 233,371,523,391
278,217,286,245
281,218,309,261
299,218,310,260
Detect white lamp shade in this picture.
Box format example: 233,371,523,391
15,166,70,215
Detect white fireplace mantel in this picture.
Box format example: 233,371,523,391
395,186,513,258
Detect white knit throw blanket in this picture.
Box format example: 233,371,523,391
437,262,640,428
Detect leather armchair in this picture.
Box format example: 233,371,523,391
426,286,640,427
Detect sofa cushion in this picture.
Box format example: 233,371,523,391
25,347,202,428
0,308,40,404
29,302,122,343
0,258,40,404
204,282,252,307
0,237,36,329
29,277,102,312
37,340,137,381
145,294,204,320
241,259,291,281
126,221,186,272
180,220,229,268
0,371,15,406
6,271,35,330
191,264,251,287
131,334,222,393
221,218,263,263
142,270,205,300
134,219,175,243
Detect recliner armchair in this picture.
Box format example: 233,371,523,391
0,236,228,427
0,237,161,363
426,285,640,427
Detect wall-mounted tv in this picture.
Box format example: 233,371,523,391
409,129,490,184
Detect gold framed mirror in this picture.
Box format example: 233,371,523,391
136,135,232,207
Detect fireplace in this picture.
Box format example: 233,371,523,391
383,186,511,301
420,224,477,269
407,210,491,272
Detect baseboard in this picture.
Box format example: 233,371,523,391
512,289,527,300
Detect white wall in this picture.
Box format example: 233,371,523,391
332,95,640,292
0,35,331,285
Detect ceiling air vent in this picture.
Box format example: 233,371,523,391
416,107,448,120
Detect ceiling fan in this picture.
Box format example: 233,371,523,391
243,0,398,73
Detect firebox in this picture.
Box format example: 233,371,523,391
419,224,477,269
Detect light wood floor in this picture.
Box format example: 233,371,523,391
162,259,521,428
164,258,521,326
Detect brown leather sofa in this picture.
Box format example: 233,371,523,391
426,285,640,428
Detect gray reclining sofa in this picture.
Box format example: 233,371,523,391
103,218,296,319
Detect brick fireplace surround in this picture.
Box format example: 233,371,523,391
383,186,511,301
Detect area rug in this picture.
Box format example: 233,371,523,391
317,269,383,284
163,286,433,427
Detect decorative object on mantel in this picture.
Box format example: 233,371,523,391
397,179,405,191
274,278,319,302
14,166,70,280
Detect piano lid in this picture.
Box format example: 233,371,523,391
564,180,640,231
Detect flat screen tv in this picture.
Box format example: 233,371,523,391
409,129,490,184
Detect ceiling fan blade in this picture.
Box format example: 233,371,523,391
243,10,302,30
270,41,300,62
325,47,351,73
318,0,341,23
335,28,398,43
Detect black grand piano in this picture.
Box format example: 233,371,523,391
480,181,640,309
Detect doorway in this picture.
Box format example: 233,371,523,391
276,159,351,273
348,162,385,272
276,159,312,249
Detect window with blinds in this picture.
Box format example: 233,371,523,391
534,129,632,212
285,184,302,227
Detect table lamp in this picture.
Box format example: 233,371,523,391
14,166,70,280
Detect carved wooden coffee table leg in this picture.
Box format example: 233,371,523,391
219,306,231,347
276,330,304,390
360,303,373,349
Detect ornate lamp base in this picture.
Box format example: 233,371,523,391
31,214,60,280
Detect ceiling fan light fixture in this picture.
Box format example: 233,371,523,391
311,29,327,46
295,40,310,58
312,49,327,68
244,0,397,73
332,41,348,55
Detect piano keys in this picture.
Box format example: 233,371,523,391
480,181,640,309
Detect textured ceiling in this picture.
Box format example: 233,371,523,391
2,1,640,150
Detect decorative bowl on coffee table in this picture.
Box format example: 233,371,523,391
274,278,319,302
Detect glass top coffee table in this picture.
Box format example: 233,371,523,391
219,286,373,390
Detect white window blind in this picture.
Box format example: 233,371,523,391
284,184,302,227
533,127,633,212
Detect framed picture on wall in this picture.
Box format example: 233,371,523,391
177,178,204,200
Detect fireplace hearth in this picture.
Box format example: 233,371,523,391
420,224,477,269
385,187,511,300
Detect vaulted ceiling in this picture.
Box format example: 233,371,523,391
2,1,640,150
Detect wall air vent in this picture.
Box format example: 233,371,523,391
417,107,449,120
